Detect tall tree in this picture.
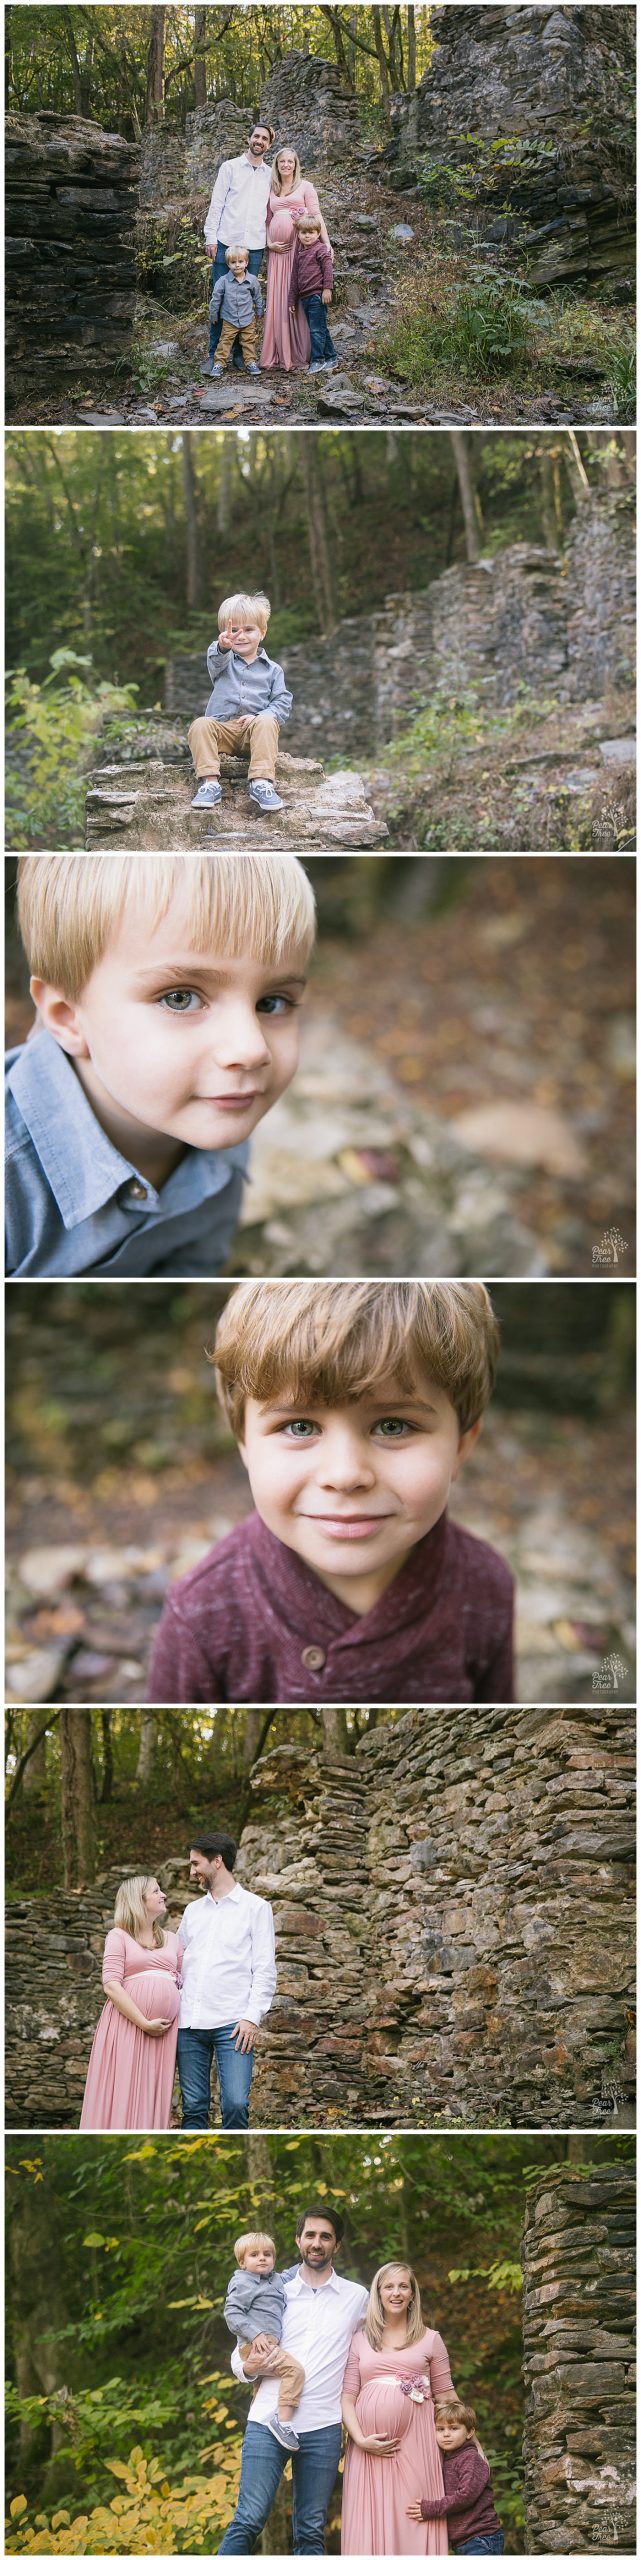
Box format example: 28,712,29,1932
450,430,484,560
194,6,208,108
60,1711,97,1887
181,435,204,611
145,6,166,126
136,1710,158,1788
21,1710,49,1798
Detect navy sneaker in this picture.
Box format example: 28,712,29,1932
191,778,222,810
248,779,283,812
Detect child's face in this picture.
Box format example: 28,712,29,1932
220,614,263,661
34,894,307,1154
435,2421,470,2451
228,252,248,279
239,1370,480,1599
241,2243,276,2275
298,221,320,243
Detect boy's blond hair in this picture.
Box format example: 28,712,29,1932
218,591,271,635
212,1281,500,1440
16,854,315,1003
225,244,249,265
234,2230,276,2265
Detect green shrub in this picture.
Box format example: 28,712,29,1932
384,271,532,384
6,652,139,850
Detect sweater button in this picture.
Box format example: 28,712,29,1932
301,1644,326,1672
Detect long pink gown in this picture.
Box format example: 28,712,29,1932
80,1926,181,2130
341,2328,452,2556
260,183,326,370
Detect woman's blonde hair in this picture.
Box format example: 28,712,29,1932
114,1875,166,1947
234,2230,276,2265
365,2262,425,2353
271,146,303,195
17,854,315,1001
212,1280,499,1440
218,591,271,634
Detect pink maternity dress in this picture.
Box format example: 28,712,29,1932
341,2327,452,2556
80,1926,181,2130
261,184,327,370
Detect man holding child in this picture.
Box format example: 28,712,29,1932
202,121,275,376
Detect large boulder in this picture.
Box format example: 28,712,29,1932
85,748,387,850
5,112,140,415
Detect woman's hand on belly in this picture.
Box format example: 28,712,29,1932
355,2434,399,2457
145,2017,172,2038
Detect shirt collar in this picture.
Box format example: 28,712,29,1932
206,1883,242,1906
248,1508,449,1643
7,1033,248,1230
288,2267,341,2295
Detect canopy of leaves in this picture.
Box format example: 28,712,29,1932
6,5,433,136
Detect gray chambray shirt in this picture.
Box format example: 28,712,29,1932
205,640,293,725
224,2266,288,2345
5,1034,249,1278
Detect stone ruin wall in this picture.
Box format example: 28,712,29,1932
5,114,139,413
138,54,363,213
164,505,635,757
521,2162,635,2551
5,1708,634,2132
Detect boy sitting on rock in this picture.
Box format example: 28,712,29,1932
208,244,263,377
189,591,292,816
289,213,337,372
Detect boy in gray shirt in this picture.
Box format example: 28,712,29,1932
224,2229,305,2452
209,245,263,375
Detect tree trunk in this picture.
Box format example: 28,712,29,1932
407,5,417,92
194,7,208,108
242,1710,276,1769
299,443,337,635
99,1710,114,1803
320,1709,353,1758
9,2167,68,2471
564,428,591,504
181,436,204,611
136,1710,158,1788
22,1710,49,1797
450,430,484,560
538,444,562,549
373,11,393,112
60,1711,97,1888
216,435,233,537
145,6,166,126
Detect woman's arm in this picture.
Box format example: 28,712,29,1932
103,1978,170,2037
304,183,330,248
429,2331,454,2397
341,2394,397,2456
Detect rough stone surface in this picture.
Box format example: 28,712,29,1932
5,1709,634,2131
138,58,362,213
85,749,387,852
388,6,636,290
522,2163,635,2549
165,506,635,759
5,113,140,413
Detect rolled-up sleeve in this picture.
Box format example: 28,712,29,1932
243,1898,277,2024
204,163,231,243
342,2334,363,2397
102,1928,126,1990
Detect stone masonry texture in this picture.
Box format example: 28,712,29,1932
5,113,140,411
521,2162,635,2550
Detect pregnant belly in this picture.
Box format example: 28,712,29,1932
270,208,295,245
356,2379,418,2446
128,1969,180,2025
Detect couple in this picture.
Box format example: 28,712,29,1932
202,119,333,376
79,1831,276,2132
219,2205,504,2557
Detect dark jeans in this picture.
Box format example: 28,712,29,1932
453,2537,505,2554
209,244,263,361
176,2024,253,2129
218,2419,342,2554
301,292,336,365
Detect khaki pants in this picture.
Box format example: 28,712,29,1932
240,2338,305,2416
188,712,279,783
217,316,258,366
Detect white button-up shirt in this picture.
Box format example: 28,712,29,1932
177,1883,276,2030
234,2268,369,2434
204,152,272,249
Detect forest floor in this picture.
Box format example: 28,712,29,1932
31,155,632,430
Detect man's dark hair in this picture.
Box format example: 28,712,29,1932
296,2203,344,2245
189,1831,237,1868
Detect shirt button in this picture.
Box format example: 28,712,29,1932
301,1645,326,1672
127,1179,147,1201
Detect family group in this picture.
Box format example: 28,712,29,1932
203,122,337,380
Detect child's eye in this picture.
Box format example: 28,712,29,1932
375,1417,414,1438
157,988,203,1013
280,1418,317,1439
257,992,297,1016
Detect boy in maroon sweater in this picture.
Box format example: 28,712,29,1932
289,213,337,371
148,1280,515,1706
408,2393,504,2554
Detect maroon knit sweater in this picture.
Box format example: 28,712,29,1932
148,1507,515,1704
290,237,334,299
421,2441,501,2544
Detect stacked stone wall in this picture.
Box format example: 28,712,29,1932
521,2163,635,2550
5,114,139,413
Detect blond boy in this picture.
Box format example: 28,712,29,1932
208,245,263,374
149,1279,515,1703
7,854,314,1277
188,591,292,817
224,2231,305,2453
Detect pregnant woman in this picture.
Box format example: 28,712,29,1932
261,145,331,371
341,2261,453,2555
80,1874,181,2130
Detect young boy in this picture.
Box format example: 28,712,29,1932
289,214,337,372
208,244,263,377
224,2230,305,2454
6,853,315,1278
189,591,292,818
407,2393,504,2554
148,1279,515,1704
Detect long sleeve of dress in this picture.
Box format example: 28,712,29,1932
102,1928,127,1989
342,2335,363,2397
428,2330,454,2397
302,181,330,248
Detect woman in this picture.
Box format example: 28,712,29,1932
341,2261,453,2555
261,145,331,372
80,1874,181,2131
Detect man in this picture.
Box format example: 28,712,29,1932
219,2206,369,2555
176,1829,276,2129
202,121,275,376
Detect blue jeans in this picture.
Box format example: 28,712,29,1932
176,2024,253,2128
453,2538,505,2554
218,2418,342,2554
301,292,336,365
209,244,263,361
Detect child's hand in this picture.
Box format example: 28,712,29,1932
322,289,332,305
218,624,235,651
406,2506,425,2521
248,2333,274,2357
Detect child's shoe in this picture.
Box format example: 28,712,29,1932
248,779,283,812
191,778,223,809
209,363,223,378
201,357,216,377
248,363,261,375
267,2416,300,2452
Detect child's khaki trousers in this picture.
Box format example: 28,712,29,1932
188,712,279,782
240,2337,305,2411
217,316,258,366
